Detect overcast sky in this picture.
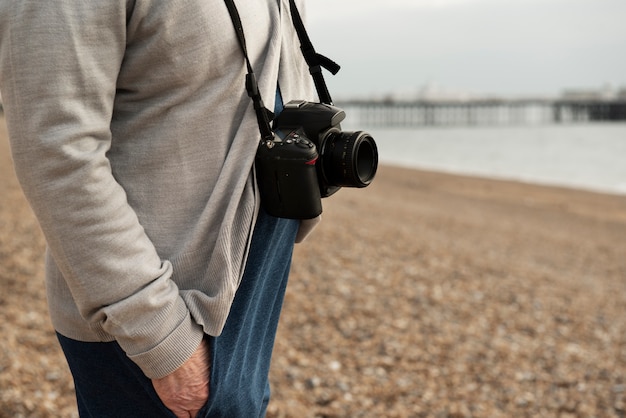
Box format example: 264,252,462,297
305,0,626,100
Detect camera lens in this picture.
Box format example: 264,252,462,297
321,130,378,188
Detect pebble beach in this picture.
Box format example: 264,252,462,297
1,116,625,417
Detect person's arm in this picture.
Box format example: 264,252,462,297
0,1,203,379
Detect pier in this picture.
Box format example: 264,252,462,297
2,98,625,127
338,98,626,127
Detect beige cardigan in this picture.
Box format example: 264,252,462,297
0,0,313,378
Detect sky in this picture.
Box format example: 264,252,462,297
305,0,626,100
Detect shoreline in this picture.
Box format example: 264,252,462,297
364,121,626,199
380,159,626,198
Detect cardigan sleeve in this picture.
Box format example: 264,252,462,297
0,1,203,379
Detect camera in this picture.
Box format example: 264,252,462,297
255,100,378,219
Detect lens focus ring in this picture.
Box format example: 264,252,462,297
321,130,378,188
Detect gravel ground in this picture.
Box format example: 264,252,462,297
1,116,626,417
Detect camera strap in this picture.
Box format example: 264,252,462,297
223,0,341,139
223,0,275,142
287,0,341,105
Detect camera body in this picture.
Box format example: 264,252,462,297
256,100,378,219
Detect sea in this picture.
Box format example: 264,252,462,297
341,121,626,196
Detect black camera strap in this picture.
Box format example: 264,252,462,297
223,0,341,141
287,0,340,105
223,0,275,142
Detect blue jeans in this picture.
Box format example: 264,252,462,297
57,209,299,417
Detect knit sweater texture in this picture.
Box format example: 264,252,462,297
0,0,314,378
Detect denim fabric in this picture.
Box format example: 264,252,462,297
57,208,299,417
56,334,175,417
202,209,299,417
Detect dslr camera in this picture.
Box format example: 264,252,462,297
256,100,378,219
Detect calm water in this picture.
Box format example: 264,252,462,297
344,122,626,196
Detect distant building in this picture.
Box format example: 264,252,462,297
560,84,619,101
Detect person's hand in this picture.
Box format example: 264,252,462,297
152,338,211,418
